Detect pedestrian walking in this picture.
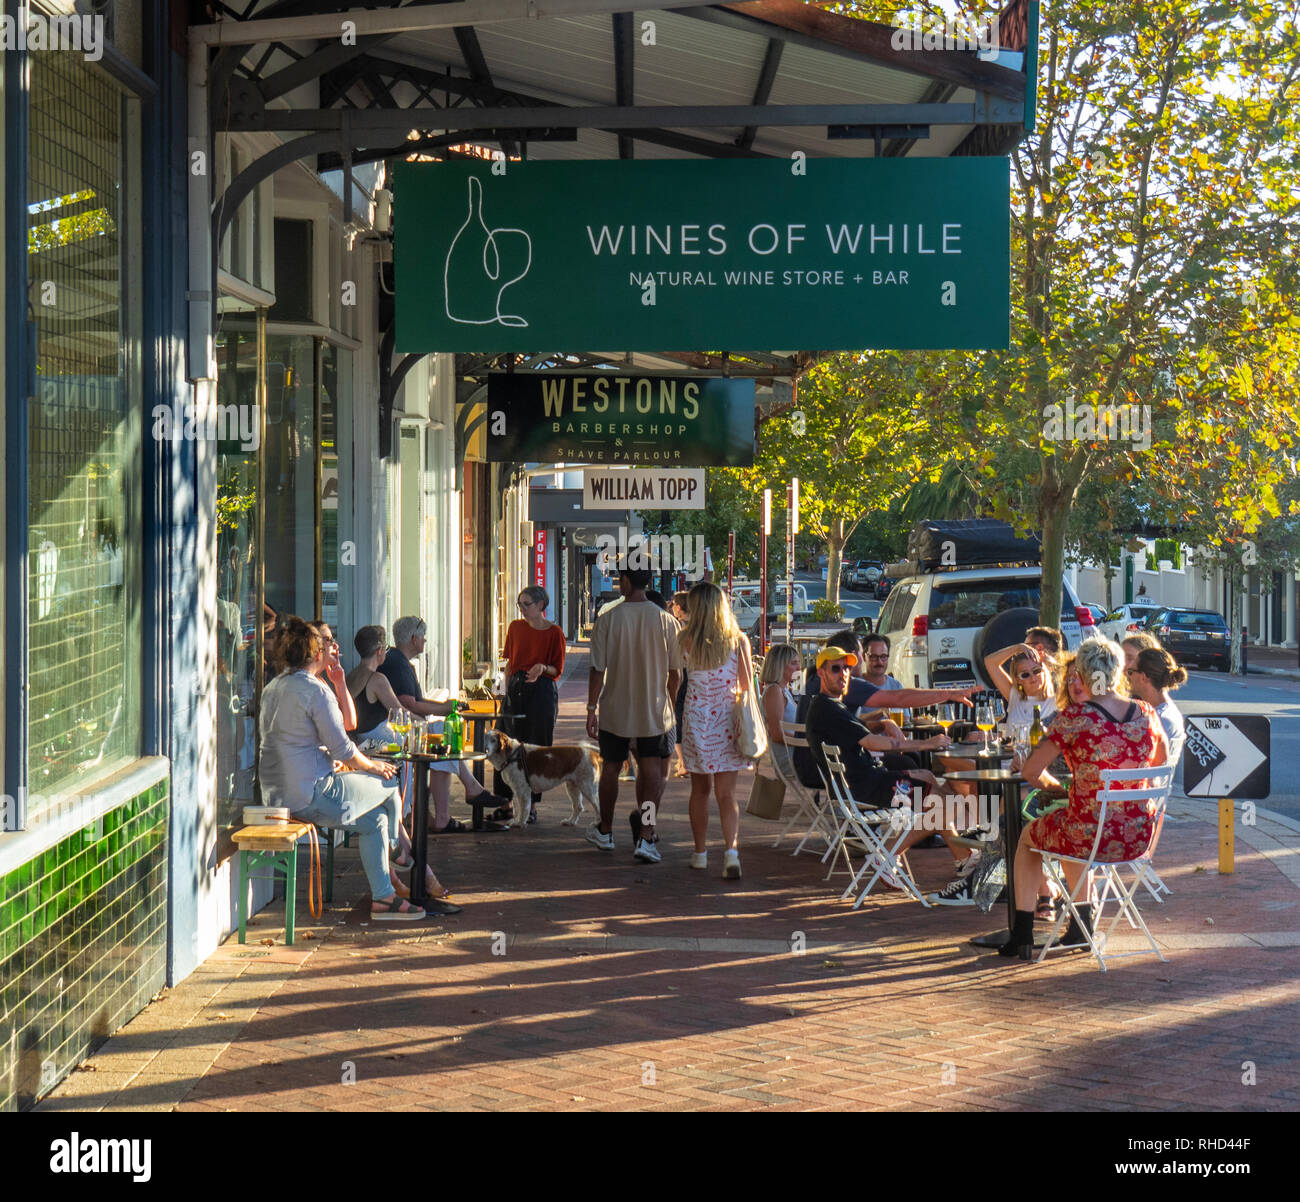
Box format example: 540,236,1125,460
585,565,683,864
678,581,751,879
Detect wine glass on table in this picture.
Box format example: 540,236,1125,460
975,701,996,756
936,703,956,735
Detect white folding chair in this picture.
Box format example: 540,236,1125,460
1036,764,1176,971
773,722,839,856
820,744,930,907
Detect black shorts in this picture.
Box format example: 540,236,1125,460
853,771,908,809
598,730,672,763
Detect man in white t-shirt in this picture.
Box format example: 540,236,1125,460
586,566,684,864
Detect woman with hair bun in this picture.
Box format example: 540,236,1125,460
1126,646,1188,764
995,636,1169,959
259,616,427,920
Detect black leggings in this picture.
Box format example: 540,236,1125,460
500,676,559,809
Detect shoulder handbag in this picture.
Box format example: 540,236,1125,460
731,640,769,761
746,768,786,819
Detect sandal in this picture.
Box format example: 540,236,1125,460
489,804,515,823
370,895,424,921
432,818,469,834
393,854,416,870
1035,894,1055,921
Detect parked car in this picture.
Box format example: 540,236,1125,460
1098,599,1164,642
878,565,1089,688
1082,602,1108,627
849,560,884,589
875,573,898,600
1151,608,1231,671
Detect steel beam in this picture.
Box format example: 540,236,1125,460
737,37,782,151
223,99,1022,132
256,33,399,102
683,2,1026,102
193,0,720,48
613,11,634,159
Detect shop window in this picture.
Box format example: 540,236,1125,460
271,218,314,323
25,50,142,810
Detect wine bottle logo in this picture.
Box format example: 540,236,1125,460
443,176,532,328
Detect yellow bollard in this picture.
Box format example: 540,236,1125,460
1218,799,1234,875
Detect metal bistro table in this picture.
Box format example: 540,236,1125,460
459,707,519,787
375,749,487,908
943,767,1032,950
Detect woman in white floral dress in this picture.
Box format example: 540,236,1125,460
679,581,753,879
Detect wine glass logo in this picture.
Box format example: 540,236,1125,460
443,176,532,328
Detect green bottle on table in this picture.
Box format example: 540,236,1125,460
445,701,463,755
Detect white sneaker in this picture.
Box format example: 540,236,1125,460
633,838,662,864
722,849,742,880
585,824,614,851
689,851,708,870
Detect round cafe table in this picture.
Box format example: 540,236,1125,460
373,749,487,908
941,768,1042,950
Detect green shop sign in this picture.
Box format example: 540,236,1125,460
394,158,1009,352
486,374,755,466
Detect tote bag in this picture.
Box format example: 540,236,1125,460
732,641,769,761
746,770,786,819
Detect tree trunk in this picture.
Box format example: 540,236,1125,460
826,515,846,608
1228,561,1243,675
1039,490,1072,635
1103,560,1115,611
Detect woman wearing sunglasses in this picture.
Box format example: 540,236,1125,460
984,640,1059,730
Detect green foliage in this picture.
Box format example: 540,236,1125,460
810,598,845,623
903,0,1300,626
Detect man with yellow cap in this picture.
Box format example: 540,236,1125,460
805,646,980,891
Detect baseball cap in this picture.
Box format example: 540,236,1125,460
816,648,858,669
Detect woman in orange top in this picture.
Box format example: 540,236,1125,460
497,586,567,823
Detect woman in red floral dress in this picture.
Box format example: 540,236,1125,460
996,637,1169,959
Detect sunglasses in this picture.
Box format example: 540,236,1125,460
824,664,850,675
1017,667,1043,680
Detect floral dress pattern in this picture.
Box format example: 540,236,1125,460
681,643,747,774
1022,698,1162,861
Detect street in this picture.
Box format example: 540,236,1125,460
793,571,1298,816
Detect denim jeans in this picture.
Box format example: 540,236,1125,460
296,772,402,902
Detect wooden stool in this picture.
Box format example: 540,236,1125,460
232,821,313,945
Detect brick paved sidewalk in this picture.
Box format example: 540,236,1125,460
43,646,1300,1112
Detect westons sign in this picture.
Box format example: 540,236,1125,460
395,159,1009,351
486,374,754,466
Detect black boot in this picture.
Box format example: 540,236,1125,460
1061,904,1094,948
998,909,1036,959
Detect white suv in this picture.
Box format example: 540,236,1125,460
875,565,1092,688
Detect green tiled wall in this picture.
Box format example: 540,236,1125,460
0,780,168,1111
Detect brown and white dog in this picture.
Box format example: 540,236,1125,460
484,730,601,829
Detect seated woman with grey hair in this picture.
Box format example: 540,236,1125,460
997,636,1168,959
379,614,510,833
259,617,425,920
